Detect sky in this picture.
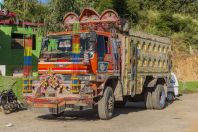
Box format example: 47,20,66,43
39,0,49,4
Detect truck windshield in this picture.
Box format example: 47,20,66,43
40,33,96,59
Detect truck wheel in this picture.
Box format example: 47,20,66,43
144,89,153,109
98,86,114,120
115,99,127,108
152,84,166,110
167,92,175,104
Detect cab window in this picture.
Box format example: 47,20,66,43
97,35,110,61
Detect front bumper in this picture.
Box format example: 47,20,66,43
25,95,93,114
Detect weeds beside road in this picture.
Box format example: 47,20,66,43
179,81,198,94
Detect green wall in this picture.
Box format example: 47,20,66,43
0,25,43,75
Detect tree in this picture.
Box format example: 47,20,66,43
126,0,144,23
95,0,113,13
4,0,48,22
45,0,83,32
112,0,128,18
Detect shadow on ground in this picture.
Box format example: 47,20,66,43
37,102,146,121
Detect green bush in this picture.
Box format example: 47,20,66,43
131,10,198,52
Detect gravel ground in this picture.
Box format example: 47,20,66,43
0,94,198,132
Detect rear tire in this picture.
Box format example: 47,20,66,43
152,84,166,110
98,86,114,120
144,89,153,109
167,92,175,104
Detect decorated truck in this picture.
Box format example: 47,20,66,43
24,8,172,120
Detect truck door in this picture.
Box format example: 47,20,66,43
97,35,112,73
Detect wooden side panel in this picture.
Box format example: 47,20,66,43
132,32,171,95
121,32,171,96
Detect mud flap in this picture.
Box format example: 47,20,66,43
114,80,123,101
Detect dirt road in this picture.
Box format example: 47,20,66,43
0,94,198,132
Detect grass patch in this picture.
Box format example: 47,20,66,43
179,81,198,94
0,76,23,101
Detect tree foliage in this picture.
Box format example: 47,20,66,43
45,0,80,32
3,0,198,50
4,0,48,22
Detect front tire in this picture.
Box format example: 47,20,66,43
98,86,114,120
152,84,166,110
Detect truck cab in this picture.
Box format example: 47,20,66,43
35,30,118,101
